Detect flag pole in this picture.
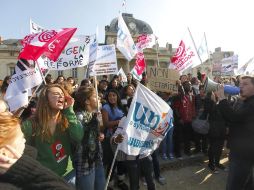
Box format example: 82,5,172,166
36,61,47,84
204,32,212,65
93,75,100,112
156,38,160,67
104,145,119,190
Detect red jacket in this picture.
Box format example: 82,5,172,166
174,95,196,123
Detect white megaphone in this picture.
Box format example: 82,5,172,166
204,77,240,95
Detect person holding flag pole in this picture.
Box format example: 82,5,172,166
104,83,174,190
73,86,106,190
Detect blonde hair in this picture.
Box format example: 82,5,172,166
0,99,8,113
0,112,20,146
30,84,68,142
61,81,74,95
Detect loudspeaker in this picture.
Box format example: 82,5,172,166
204,77,240,95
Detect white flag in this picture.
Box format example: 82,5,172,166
117,14,137,61
196,33,209,64
6,91,29,112
118,84,174,156
5,59,43,99
117,67,127,82
30,19,45,34
171,28,201,73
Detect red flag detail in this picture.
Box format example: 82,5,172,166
135,51,146,75
18,28,77,61
171,40,186,65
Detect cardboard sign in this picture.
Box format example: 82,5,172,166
147,66,180,93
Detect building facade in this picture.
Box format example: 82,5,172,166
0,13,173,83
0,13,236,83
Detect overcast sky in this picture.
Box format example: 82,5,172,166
1,0,253,67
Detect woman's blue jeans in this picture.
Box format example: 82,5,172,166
76,163,106,190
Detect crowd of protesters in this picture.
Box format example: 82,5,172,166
0,70,254,190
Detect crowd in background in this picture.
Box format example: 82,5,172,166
1,70,253,190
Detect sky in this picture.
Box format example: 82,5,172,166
1,0,253,67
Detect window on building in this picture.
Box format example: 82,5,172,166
58,70,63,76
72,68,78,78
9,67,15,75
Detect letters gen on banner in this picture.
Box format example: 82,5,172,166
37,35,94,70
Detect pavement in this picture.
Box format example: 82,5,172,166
138,151,229,190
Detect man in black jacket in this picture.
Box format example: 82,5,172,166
217,76,254,190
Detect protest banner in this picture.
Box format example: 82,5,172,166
37,35,93,70
92,44,118,76
212,55,238,76
118,83,174,156
147,66,180,93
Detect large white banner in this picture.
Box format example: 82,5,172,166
37,35,93,70
117,14,137,61
93,44,118,76
119,84,174,156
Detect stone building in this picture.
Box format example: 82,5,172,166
0,13,236,82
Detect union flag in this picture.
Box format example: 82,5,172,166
18,28,77,61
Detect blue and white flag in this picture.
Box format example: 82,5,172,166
117,14,137,61
118,83,174,156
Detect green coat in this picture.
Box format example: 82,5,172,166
21,106,83,176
